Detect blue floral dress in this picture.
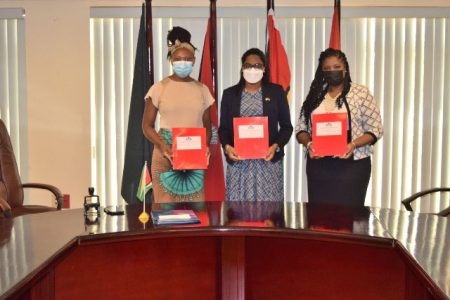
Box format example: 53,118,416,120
226,89,284,201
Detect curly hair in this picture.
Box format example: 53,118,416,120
300,48,352,129
166,26,197,59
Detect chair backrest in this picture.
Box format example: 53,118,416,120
0,120,23,208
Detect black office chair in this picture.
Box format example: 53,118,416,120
401,188,450,217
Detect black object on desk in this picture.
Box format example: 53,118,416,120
104,206,125,216
84,187,100,216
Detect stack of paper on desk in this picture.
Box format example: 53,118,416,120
151,210,200,225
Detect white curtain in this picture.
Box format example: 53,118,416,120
0,8,27,178
90,7,450,213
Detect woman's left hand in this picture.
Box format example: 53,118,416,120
0,197,11,214
264,144,279,161
338,142,356,159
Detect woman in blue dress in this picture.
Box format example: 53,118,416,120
218,48,293,201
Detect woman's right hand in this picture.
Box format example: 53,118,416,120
307,142,323,159
160,143,173,164
225,145,240,161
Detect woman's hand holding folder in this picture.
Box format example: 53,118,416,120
264,143,279,161
225,144,240,161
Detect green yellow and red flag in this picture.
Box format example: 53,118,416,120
136,161,152,202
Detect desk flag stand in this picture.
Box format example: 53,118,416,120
137,161,152,225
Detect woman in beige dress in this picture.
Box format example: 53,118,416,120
142,27,214,203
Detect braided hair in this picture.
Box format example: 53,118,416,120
166,26,197,59
300,48,352,130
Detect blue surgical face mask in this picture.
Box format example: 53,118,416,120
172,61,193,78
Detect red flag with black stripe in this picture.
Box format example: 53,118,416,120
199,14,225,201
266,1,291,93
329,0,341,50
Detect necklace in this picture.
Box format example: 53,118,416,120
323,93,340,112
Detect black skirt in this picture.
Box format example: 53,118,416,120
306,156,371,207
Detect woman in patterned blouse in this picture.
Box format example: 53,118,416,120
296,48,383,207
219,48,293,201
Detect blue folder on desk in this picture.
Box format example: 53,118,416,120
151,210,200,225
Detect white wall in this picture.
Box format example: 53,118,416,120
0,0,449,208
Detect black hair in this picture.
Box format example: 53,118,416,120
237,48,270,88
166,26,197,59
300,48,352,129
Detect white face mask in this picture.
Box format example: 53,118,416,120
243,68,264,84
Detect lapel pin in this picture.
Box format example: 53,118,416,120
265,97,271,102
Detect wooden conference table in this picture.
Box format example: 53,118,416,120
0,201,449,299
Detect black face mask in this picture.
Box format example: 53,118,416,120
323,70,345,86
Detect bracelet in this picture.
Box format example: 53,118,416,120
351,141,357,150
306,141,313,151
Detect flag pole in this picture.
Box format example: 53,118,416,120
143,161,147,214
138,161,150,224
210,0,218,102
337,0,341,31
201,0,226,201
265,0,274,83
142,162,145,214
336,0,341,46
144,0,154,205
267,0,274,13
266,0,269,48
145,0,154,85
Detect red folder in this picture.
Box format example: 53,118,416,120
311,112,348,156
233,117,269,159
172,128,207,170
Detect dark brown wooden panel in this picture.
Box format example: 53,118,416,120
29,269,55,300
394,243,437,300
54,236,220,300
245,237,406,300
405,268,435,300
221,236,245,300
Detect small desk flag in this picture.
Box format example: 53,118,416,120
137,162,152,202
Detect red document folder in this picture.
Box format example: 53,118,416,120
311,112,348,156
172,128,207,170
233,116,269,159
